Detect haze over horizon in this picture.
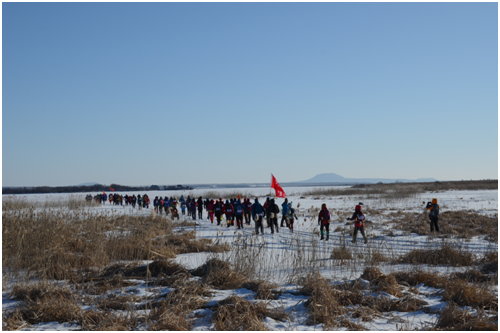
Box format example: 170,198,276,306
3,3,498,187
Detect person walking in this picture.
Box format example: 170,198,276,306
197,196,204,220
207,199,215,223
266,199,280,234
348,204,367,244
224,200,234,227
318,203,331,241
180,195,186,215
244,198,252,225
286,202,298,233
214,200,223,226
281,198,289,227
426,198,440,232
190,199,197,220
251,198,266,235
234,199,245,229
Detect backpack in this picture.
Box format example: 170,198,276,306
236,206,243,214
357,213,365,223
321,209,330,221
429,204,439,217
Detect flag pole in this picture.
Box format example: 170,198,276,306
270,173,273,197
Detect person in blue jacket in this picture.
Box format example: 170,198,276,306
281,198,289,227
251,198,266,235
234,199,245,230
179,195,186,215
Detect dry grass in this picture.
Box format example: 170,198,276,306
394,243,475,266
360,267,404,297
330,246,353,260
392,269,445,289
397,210,498,241
9,281,73,302
301,271,350,329
434,302,498,330
165,231,230,254
2,208,230,282
95,294,141,311
211,295,287,331
5,290,81,326
242,280,281,300
79,310,140,331
191,257,248,289
441,279,497,310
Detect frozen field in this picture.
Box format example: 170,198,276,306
2,185,498,330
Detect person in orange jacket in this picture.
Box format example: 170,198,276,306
425,198,440,232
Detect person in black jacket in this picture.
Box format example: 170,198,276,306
425,198,440,232
266,199,280,234
197,197,204,220
214,200,223,226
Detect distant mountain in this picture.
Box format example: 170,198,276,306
300,173,437,184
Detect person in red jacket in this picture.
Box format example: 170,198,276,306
318,203,331,241
207,199,215,223
347,204,367,244
244,198,252,225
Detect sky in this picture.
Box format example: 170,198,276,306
2,2,498,187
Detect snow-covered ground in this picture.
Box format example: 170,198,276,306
2,186,498,331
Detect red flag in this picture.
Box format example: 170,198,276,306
271,174,286,198
110,187,115,192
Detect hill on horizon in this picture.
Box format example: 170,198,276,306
300,173,437,184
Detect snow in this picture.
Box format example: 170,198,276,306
3,186,498,331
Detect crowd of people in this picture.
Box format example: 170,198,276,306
86,192,441,244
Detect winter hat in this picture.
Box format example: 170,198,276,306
432,198,438,204
355,205,362,210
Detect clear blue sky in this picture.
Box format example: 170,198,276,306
2,2,498,187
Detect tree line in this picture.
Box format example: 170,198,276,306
2,184,193,195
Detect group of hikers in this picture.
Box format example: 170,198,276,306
87,193,151,208
86,191,441,244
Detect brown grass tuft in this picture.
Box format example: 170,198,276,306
392,269,445,289
435,302,498,330
330,246,353,260
211,295,286,330
394,243,475,266
361,267,404,297
191,257,247,289
441,279,497,310
241,280,280,300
